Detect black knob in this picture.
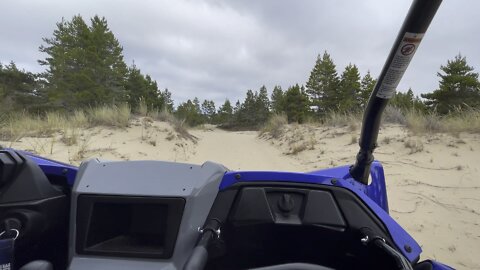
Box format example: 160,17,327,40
278,194,295,213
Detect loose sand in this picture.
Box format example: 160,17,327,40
2,118,479,269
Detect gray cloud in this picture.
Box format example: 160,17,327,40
1,0,479,106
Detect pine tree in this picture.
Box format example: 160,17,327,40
390,88,427,112
125,64,147,108
284,84,309,123
160,88,174,112
422,54,480,114
271,85,285,113
124,64,164,111
255,85,270,124
306,55,322,104
193,97,202,115
239,90,257,126
233,100,241,115
39,15,128,108
0,61,39,112
88,15,128,103
144,75,164,109
175,99,204,126
201,99,216,123
338,64,361,112
216,99,233,124
39,16,90,107
306,51,340,115
359,71,376,109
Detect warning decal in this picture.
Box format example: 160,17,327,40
376,32,424,99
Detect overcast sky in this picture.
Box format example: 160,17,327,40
1,0,479,106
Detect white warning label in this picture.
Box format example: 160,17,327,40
376,32,424,99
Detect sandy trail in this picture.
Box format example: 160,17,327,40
189,129,305,171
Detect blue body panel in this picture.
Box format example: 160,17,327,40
15,150,453,268
309,161,389,212
220,161,420,263
11,149,78,185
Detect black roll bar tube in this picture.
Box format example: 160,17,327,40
350,0,442,184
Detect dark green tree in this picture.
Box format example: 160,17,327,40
125,64,164,111
255,85,271,124
390,88,426,112
216,99,233,124
338,64,361,112
233,100,241,115
237,89,257,126
306,55,322,103
359,71,376,109
270,85,285,113
88,16,128,102
305,51,340,115
201,99,216,123
193,97,202,114
0,62,39,112
232,89,270,128
175,99,204,126
144,75,164,109
160,88,174,112
421,54,480,114
39,15,128,108
284,84,309,123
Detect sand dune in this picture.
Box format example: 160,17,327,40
2,118,479,269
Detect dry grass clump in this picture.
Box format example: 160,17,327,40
307,136,317,150
0,104,130,144
323,111,361,131
147,139,157,146
61,127,79,146
350,135,358,145
45,112,66,131
383,106,407,125
405,108,480,134
71,135,91,161
404,139,424,154
165,131,176,141
172,118,198,143
288,143,308,155
71,110,89,128
441,109,480,133
137,97,148,116
259,113,288,139
87,103,131,128
282,125,317,155
0,112,65,142
320,107,479,135
406,111,442,134
150,108,176,122
382,136,392,145
149,108,198,143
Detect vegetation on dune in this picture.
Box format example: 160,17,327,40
421,54,480,114
1,15,479,138
0,105,127,142
259,113,288,139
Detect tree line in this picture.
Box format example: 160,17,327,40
1,15,479,128
1,15,173,114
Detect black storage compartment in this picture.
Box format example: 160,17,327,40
76,195,185,259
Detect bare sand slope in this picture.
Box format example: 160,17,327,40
2,120,479,269
188,128,305,171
